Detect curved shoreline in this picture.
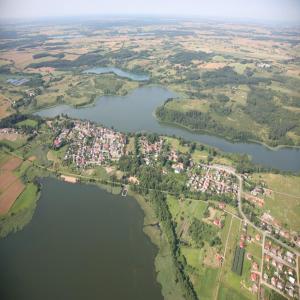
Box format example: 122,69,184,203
154,112,300,152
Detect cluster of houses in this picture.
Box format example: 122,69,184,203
243,185,273,208
187,165,238,196
248,258,260,294
0,128,19,135
139,136,163,165
260,213,300,248
53,128,70,149
264,240,297,267
263,240,299,298
53,121,125,168
244,193,265,207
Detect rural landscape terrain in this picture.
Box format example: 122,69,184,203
0,15,300,300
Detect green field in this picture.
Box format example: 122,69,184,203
252,173,300,231
16,119,38,128
11,183,38,213
231,246,245,275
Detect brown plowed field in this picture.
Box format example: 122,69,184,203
0,180,25,214
0,173,18,190
0,156,25,214
1,157,22,171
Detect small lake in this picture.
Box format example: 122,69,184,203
35,86,300,171
0,178,163,300
83,67,150,81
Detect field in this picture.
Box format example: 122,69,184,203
166,192,260,300
0,155,24,214
0,18,299,299
16,119,38,128
252,173,300,232
232,246,245,275
1,20,299,146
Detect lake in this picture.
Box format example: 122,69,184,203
0,178,163,300
83,67,150,81
35,86,300,171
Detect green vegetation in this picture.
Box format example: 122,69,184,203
16,118,38,128
231,246,245,275
251,173,300,232
1,18,300,299
144,190,198,300
156,102,256,142
189,218,218,248
169,50,214,66
0,182,39,238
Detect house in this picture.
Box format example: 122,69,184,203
213,218,223,228
252,262,259,271
288,276,295,284
172,163,184,174
277,281,283,290
250,272,258,282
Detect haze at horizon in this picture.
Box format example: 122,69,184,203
1,0,300,24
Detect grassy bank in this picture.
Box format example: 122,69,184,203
129,190,185,300
0,182,40,238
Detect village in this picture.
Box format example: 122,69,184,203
262,238,299,298
51,120,126,168
187,164,238,197
48,119,300,299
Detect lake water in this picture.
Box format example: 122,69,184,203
83,67,150,81
0,178,163,300
35,86,300,171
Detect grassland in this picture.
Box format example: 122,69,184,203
130,191,185,300
0,150,39,238
1,19,299,146
252,173,300,232
166,192,260,300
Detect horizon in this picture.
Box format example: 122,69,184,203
1,0,300,25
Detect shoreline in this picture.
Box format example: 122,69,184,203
0,175,182,300
26,82,300,152
154,112,300,151
128,189,184,300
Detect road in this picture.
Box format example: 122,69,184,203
209,163,300,298
209,164,300,255
5,150,300,296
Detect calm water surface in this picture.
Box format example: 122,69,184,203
36,86,300,171
0,178,163,300
83,67,150,81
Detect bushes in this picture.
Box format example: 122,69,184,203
202,66,270,87
148,191,198,300
156,103,255,142
32,52,65,59
169,50,214,65
244,88,298,144
188,218,218,248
